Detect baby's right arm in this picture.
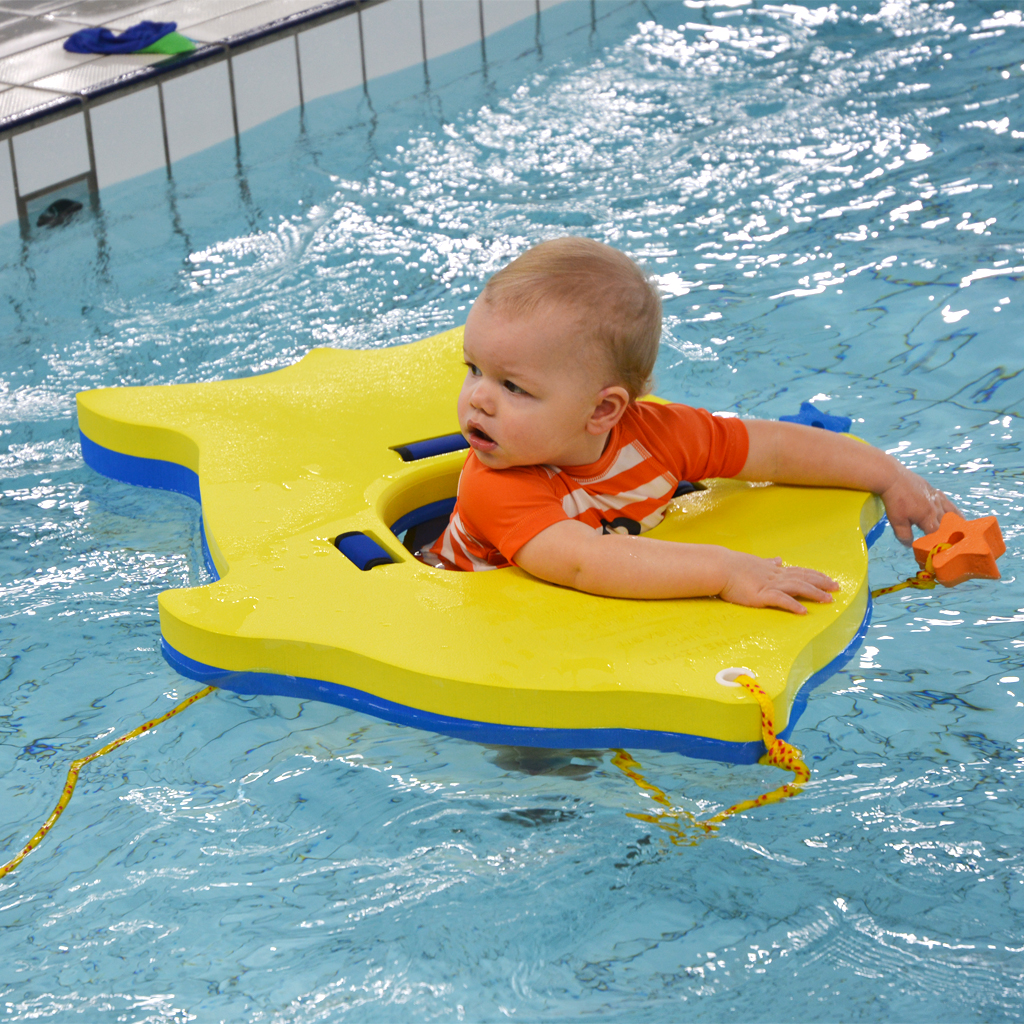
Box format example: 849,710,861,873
513,520,837,614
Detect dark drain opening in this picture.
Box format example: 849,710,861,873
37,198,83,228
19,171,96,240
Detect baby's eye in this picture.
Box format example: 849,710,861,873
465,362,481,377
503,380,527,395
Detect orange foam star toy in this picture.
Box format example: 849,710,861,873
912,511,1006,587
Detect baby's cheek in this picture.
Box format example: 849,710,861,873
501,415,527,448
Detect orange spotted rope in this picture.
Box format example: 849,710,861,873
0,685,216,880
612,672,810,841
870,542,951,599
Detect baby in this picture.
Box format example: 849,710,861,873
427,238,956,614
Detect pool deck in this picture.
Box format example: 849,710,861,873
0,0,357,132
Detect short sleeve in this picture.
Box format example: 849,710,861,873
632,402,749,481
456,458,573,563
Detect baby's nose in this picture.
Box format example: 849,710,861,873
470,380,494,411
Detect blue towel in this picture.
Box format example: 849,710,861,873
64,21,177,55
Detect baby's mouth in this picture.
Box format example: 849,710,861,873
467,425,498,451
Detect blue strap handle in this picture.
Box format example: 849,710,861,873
392,433,469,462
334,532,395,571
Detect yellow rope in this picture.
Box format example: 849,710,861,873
611,749,707,845
0,685,216,881
612,673,810,840
871,542,951,599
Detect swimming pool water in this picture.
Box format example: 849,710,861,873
1,1,1023,1020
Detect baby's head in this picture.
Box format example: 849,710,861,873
481,237,662,401
460,238,662,469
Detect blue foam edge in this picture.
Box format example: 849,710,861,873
80,429,885,763
80,431,220,580
161,601,870,764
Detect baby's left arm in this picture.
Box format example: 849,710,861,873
739,420,957,545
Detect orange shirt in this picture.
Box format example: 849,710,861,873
428,401,749,571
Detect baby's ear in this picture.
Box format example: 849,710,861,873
587,386,630,434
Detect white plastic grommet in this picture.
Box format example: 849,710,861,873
716,666,755,688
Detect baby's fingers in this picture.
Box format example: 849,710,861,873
795,568,839,592
889,513,914,547
778,565,839,593
762,590,809,615
759,574,837,614
780,577,835,604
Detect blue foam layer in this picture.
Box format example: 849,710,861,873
80,431,219,580
161,598,869,762
80,430,200,500
163,620,838,765
865,513,888,549
779,596,871,742
82,429,882,762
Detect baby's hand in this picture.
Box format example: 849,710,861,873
881,465,958,546
718,552,838,615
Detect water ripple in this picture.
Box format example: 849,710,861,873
0,1,1022,1021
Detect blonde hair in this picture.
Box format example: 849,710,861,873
482,237,661,400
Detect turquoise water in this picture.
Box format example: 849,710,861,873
1,1,1023,1020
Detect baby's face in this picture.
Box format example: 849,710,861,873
458,296,608,470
